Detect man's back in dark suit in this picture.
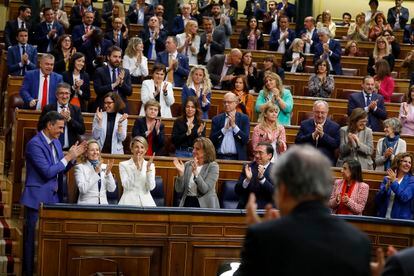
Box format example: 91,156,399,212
5,19,32,48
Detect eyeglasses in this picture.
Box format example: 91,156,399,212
377,41,386,44
223,100,237,104
104,101,114,105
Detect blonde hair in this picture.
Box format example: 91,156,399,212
263,71,284,99
130,136,148,151
80,139,102,163
112,2,125,20
124,37,143,58
184,20,198,36
373,36,390,59
289,38,304,52
186,65,212,92
258,102,279,130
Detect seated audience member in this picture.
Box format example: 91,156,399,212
348,76,387,132
231,75,255,120
238,16,264,50
70,0,101,29
252,102,287,162
316,10,336,38
375,152,414,219
81,29,113,76
262,0,279,34
48,0,69,29
199,17,226,65
119,136,157,207
211,4,233,48
255,72,293,126
235,142,275,209
206,48,242,90
374,59,395,103
308,59,335,98
173,137,220,208
369,12,392,41
234,145,371,276
329,159,369,215
75,139,116,204
375,118,407,171
140,16,167,61
105,17,129,52
72,11,100,50
182,65,212,119
295,100,340,165
4,5,32,49
338,12,352,27
236,51,258,90
171,3,195,36
299,16,319,54
7,28,37,76
313,27,343,75
156,36,190,87
221,0,238,26
347,12,369,41
344,40,364,57
20,54,63,110
382,29,401,59
122,37,148,84
243,0,266,20
41,82,85,151
276,0,296,21
403,18,414,44
269,15,295,53
92,92,128,154
33,7,64,53
51,34,76,74
282,38,305,73
402,50,414,78
139,63,174,118
255,56,285,92
387,0,409,31
399,85,414,135
176,20,200,65
210,92,250,160
189,0,203,26
367,36,395,76
337,108,374,170
172,97,206,158
62,52,90,112
127,0,153,25
132,100,165,155
93,46,132,110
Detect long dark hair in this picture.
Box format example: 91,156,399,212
68,52,86,72
180,96,201,123
343,159,363,182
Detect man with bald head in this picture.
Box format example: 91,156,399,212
295,100,340,165
206,48,242,90
210,92,250,160
299,16,319,54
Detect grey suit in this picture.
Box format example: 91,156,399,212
199,29,226,64
175,161,220,208
206,54,237,90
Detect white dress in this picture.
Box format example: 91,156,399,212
118,158,156,207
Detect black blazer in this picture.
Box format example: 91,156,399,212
382,247,414,276
171,117,205,149
41,103,86,149
199,29,226,64
4,19,32,48
238,28,264,50
70,5,102,29
367,54,395,76
132,117,165,155
61,71,91,112
139,28,168,59
282,50,305,73
104,31,128,53
235,200,372,276
51,49,68,74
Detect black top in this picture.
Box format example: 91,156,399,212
102,112,116,153
171,117,206,149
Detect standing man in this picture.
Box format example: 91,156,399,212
7,28,38,76
171,3,194,35
19,54,63,110
314,27,343,75
299,16,319,54
50,0,70,30
70,0,101,29
199,17,225,65
206,48,242,90
269,15,295,53
348,76,387,132
140,16,167,61
4,5,32,48
387,0,409,31
127,0,154,25
33,7,65,53
210,3,232,48
295,100,340,165
21,111,86,276
72,11,100,50
105,17,129,52
262,1,279,34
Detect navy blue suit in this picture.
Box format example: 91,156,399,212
155,51,190,87
139,28,167,59
71,24,101,49
210,112,250,160
33,21,64,53
269,28,296,51
19,69,63,109
171,15,196,35
348,92,387,132
104,31,128,53
298,28,320,54
7,44,37,76
313,39,343,75
295,118,340,165
235,161,274,209
4,19,32,48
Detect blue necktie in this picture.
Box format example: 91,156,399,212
147,32,154,60
21,45,26,75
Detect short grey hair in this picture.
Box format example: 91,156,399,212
384,117,402,134
317,27,330,36
56,82,71,93
313,100,329,111
272,145,333,201
41,53,55,61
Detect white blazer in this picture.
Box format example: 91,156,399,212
176,32,200,65
118,158,156,207
375,137,407,171
139,79,175,118
92,112,127,154
75,161,117,205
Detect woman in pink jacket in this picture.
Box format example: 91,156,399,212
374,59,395,103
329,159,369,215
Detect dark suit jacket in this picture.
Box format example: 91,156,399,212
7,44,37,76
298,28,320,54
382,247,414,276
33,21,65,53
282,50,305,72
101,0,113,23
403,25,414,44
51,49,69,74
348,92,387,132
155,51,189,87
127,4,154,24
41,103,86,149
69,5,101,29
206,54,238,90
235,161,274,209
61,71,91,112
171,117,205,149
367,54,395,76
132,117,165,155
387,6,409,29
235,200,371,276
4,19,32,48
199,29,226,64
238,28,264,50
72,24,101,49
314,39,343,75
171,15,196,35
276,2,296,21
269,28,296,51
139,27,167,58
104,31,128,52
80,38,113,75
210,112,250,160
295,118,340,165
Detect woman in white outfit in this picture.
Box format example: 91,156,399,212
119,136,157,206
176,19,200,65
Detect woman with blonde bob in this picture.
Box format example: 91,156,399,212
368,36,395,75
252,102,287,162
75,139,116,205
176,20,200,65
118,136,157,207
347,12,369,41
122,37,148,84
255,71,293,125
316,10,336,37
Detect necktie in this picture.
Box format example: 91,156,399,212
147,32,154,60
112,68,117,84
59,105,66,147
167,54,174,84
41,75,48,109
366,94,371,107
20,21,25,29
47,24,53,51
95,46,101,56
47,23,52,31
50,142,57,164
21,45,26,75
85,25,89,34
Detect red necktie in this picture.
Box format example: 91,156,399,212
41,75,48,109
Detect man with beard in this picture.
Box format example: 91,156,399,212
210,3,232,48
5,5,32,48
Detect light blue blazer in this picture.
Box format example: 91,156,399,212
92,112,127,154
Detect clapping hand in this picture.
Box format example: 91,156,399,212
67,141,87,161
342,194,349,203
60,107,71,122
191,158,199,176
119,113,128,124
386,168,397,183
106,159,114,175
29,99,38,108
187,121,194,136
368,100,378,111
246,194,280,226
21,53,29,64
146,153,155,172
155,119,161,134
323,43,330,53
244,164,252,181
197,122,206,135
96,108,103,124
384,147,393,158
173,158,185,176
74,78,84,90
258,165,265,179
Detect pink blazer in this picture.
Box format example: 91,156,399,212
329,179,369,215
252,124,287,153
